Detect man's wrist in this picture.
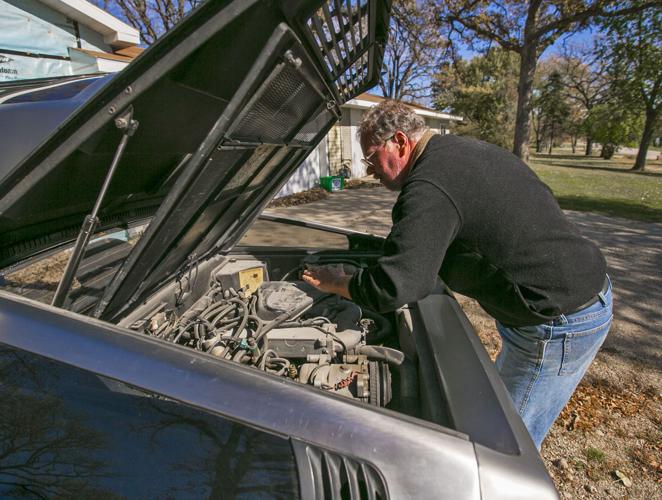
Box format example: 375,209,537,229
334,274,352,300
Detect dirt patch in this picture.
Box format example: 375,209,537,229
2,250,78,301
268,180,382,209
268,187,329,208
344,178,382,189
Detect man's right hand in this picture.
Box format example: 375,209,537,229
301,264,352,300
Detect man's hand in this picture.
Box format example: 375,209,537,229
301,264,352,299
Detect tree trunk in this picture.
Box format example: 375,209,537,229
513,43,538,160
585,137,593,156
631,109,658,171
571,135,577,154
601,144,615,159
536,139,542,153
548,130,554,155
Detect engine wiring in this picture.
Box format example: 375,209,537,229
142,278,338,375
136,266,397,407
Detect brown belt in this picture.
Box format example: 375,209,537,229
564,276,609,316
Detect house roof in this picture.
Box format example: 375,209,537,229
38,0,140,47
344,92,463,122
114,46,144,59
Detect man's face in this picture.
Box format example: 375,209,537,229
360,131,413,191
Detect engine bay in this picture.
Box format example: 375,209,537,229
126,258,415,410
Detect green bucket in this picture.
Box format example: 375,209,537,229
320,175,345,192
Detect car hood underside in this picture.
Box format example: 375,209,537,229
0,0,390,320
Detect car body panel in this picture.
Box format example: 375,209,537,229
0,340,300,498
0,75,110,175
0,290,482,499
0,216,559,498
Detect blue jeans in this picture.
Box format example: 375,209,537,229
495,277,612,449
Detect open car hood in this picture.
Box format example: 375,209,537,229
0,0,390,319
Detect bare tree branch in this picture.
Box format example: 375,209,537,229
380,0,449,102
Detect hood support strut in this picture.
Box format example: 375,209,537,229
52,107,140,308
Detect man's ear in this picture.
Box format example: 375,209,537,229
394,131,408,157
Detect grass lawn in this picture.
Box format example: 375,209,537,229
529,150,662,222
528,150,662,223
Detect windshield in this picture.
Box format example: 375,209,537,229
0,74,106,104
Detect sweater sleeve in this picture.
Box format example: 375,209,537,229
349,180,461,312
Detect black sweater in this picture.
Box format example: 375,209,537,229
349,134,606,327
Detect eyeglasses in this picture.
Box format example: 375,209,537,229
360,134,395,169
360,149,378,169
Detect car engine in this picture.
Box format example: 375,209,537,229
129,261,399,407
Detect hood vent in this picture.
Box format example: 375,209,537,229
303,0,388,102
292,440,389,499
226,57,323,144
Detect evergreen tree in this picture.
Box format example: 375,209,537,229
538,71,571,154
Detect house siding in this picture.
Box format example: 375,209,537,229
277,101,462,198
0,0,133,81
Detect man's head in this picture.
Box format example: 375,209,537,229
358,100,427,190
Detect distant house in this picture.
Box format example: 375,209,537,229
0,0,140,81
279,93,463,196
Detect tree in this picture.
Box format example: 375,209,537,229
433,48,520,148
95,0,203,45
380,1,448,102
598,9,661,171
531,57,561,153
531,92,546,152
566,103,586,154
557,43,610,155
433,0,661,160
585,103,643,159
538,70,571,153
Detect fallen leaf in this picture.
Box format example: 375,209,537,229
613,470,632,487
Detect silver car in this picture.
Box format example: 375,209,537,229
0,0,557,498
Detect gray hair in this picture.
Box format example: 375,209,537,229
357,100,427,144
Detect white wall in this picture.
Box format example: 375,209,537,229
349,107,366,178
69,48,129,74
276,137,329,197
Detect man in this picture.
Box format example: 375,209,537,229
302,100,612,449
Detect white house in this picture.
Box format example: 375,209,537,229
278,93,463,196
0,0,139,81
